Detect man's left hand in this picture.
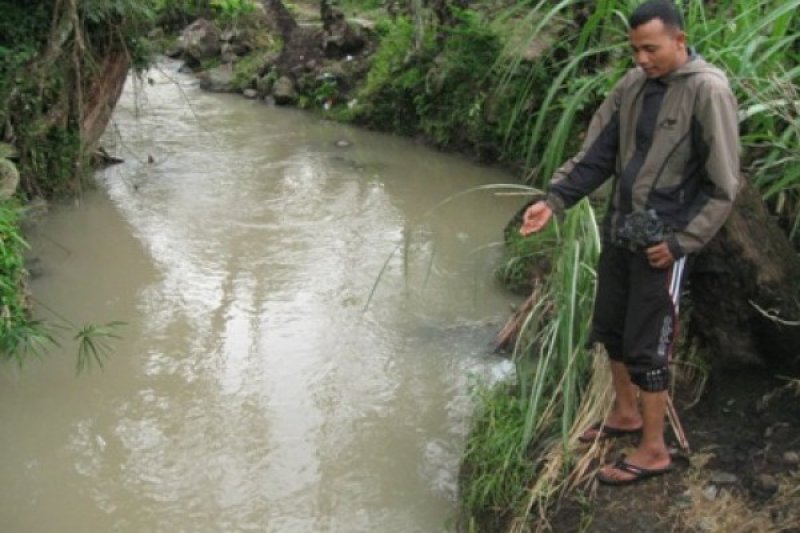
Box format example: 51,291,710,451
646,242,675,269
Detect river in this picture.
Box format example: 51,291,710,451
0,60,522,532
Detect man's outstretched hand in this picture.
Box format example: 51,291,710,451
519,201,553,236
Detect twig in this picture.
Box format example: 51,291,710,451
666,394,691,454
749,299,800,326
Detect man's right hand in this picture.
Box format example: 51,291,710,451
519,201,553,236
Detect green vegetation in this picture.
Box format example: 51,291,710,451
0,0,156,197
0,199,51,364
211,0,256,28
461,382,532,530
461,199,604,530
0,0,160,366
355,11,505,154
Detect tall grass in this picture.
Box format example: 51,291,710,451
461,199,606,529
687,0,800,240
0,199,52,364
492,0,636,183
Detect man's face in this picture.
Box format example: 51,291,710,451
629,18,687,78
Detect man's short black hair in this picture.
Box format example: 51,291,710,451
629,1,685,31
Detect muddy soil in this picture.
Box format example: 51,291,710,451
549,370,800,532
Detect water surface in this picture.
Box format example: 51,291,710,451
0,61,521,532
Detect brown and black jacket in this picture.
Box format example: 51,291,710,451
546,56,741,257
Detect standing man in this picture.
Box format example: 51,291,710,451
520,0,740,485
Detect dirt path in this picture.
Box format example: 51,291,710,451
550,371,800,532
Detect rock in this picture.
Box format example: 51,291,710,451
295,74,310,92
0,158,19,199
272,76,297,105
710,471,738,485
756,473,779,493
179,19,221,66
198,64,235,93
221,41,250,58
220,51,239,64
783,451,799,465
263,95,276,106
243,89,258,99
322,62,347,79
256,74,275,95
335,139,351,148
220,28,239,43
701,485,719,502
165,44,184,58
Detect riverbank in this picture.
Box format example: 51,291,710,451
549,371,800,532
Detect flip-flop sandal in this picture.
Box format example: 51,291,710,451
596,457,672,486
577,421,642,443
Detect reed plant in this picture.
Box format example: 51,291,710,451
686,0,800,240
461,199,610,530
0,199,52,364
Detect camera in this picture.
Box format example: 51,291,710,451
617,209,664,248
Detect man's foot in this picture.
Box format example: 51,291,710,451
577,421,643,443
597,456,672,486
578,409,642,442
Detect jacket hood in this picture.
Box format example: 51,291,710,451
660,55,724,82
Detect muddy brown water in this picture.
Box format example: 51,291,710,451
0,61,523,532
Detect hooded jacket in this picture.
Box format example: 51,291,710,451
546,56,740,257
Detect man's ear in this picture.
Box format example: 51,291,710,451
674,30,687,49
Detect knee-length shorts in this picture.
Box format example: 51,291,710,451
590,244,689,392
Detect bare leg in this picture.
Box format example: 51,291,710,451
599,389,671,482
581,360,642,439
607,360,641,425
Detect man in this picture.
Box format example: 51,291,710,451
519,0,740,485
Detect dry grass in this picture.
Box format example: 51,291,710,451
674,468,800,532
510,351,615,533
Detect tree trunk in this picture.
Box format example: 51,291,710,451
262,0,297,42
81,49,130,151
689,179,800,369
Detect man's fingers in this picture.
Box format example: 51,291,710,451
645,243,674,269
519,201,552,236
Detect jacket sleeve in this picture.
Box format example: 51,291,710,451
668,78,741,257
545,73,627,214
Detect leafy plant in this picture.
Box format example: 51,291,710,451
461,199,603,531
0,199,34,364
211,0,256,28
75,321,126,374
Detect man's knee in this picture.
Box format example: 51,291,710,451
591,338,624,362
628,366,670,392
